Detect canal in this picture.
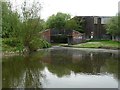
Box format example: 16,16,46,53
2,47,119,88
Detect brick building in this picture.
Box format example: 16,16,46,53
41,29,84,44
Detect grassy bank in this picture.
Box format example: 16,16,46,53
61,40,120,49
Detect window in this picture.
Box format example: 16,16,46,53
94,17,98,24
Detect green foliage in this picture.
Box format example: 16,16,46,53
3,38,20,47
72,16,85,33
46,12,71,29
29,38,51,51
2,2,11,38
65,19,78,30
2,38,24,52
46,12,84,33
2,2,21,38
2,1,51,53
19,1,51,53
65,18,84,33
106,16,120,35
2,2,24,52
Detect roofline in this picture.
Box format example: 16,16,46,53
73,16,113,18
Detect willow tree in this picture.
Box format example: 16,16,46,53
20,1,49,53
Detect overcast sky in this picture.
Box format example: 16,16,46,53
10,0,119,20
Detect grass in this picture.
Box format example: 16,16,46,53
61,40,120,49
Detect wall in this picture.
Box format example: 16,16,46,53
72,30,84,44
42,29,51,42
73,16,112,40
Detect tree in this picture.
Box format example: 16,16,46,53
46,13,84,33
106,15,120,40
72,16,85,33
46,12,71,30
2,2,21,38
65,18,84,33
2,1,51,53
65,19,78,30
2,2,24,52
20,1,49,53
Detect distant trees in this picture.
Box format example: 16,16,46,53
72,16,85,33
65,18,84,33
106,15,120,40
45,12,83,33
46,12,71,30
65,19,78,30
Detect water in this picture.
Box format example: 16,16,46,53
2,47,119,88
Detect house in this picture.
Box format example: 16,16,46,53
41,29,84,44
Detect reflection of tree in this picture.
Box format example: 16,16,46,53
118,55,120,79
44,50,118,78
46,49,72,77
2,56,25,88
47,64,71,77
2,50,48,88
23,56,45,88
45,50,94,77
2,48,119,88
104,54,118,80
91,53,107,74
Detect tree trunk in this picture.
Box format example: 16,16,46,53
23,46,30,55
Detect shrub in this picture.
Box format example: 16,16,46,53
2,38,24,52
3,38,21,47
29,38,51,52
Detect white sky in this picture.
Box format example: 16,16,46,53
10,0,119,20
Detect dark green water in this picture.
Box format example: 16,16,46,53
2,47,119,88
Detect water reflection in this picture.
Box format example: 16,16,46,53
2,51,47,88
2,48,118,88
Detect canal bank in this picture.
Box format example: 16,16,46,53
59,46,119,54
59,40,120,51
2,45,119,57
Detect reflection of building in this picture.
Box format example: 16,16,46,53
73,16,112,40
71,51,85,63
40,48,117,75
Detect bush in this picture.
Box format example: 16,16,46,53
2,38,51,52
29,38,51,51
3,38,21,47
41,39,51,48
2,38,24,52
